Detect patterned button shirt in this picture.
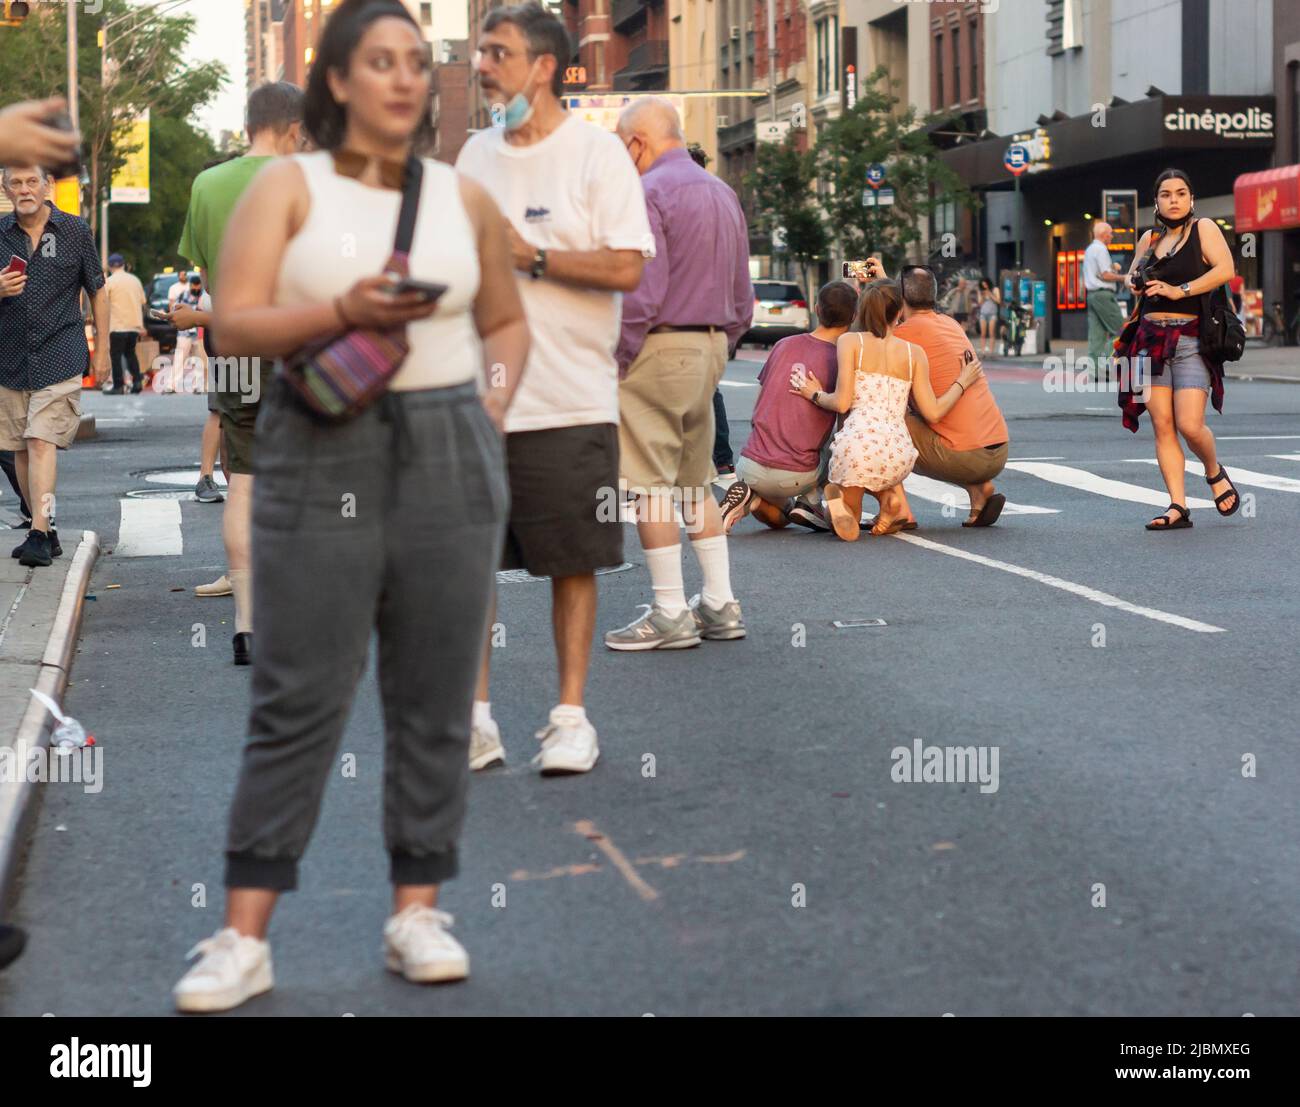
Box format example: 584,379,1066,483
0,201,105,391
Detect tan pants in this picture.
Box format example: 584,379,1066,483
905,414,1008,486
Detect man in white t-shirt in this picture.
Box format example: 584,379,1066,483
1083,221,1125,376
166,272,213,394
166,270,189,308
457,2,651,776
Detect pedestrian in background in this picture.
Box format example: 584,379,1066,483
0,165,107,568
167,272,211,394
1083,221,1125,380
104,253,148,394
975,276,1000,356
606,96,752,650
458,1,649,773
177,80,305,644
173,0,527,1013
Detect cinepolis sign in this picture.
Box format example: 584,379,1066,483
1163,99,1274,142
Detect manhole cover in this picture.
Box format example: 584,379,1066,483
125,489,194,500
497,562,635,584
132,468,228,487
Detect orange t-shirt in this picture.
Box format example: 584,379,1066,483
895,311,1009,452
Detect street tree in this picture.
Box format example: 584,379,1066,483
747,134,829,306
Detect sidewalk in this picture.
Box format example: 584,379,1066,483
0,530,100,915
1044,337,1300,383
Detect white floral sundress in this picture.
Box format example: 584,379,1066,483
827,334,919,493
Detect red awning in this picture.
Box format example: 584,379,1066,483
1235,165,1300,232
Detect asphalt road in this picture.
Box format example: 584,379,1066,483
2,354,1299,1016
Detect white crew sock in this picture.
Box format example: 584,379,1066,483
690,535,735,608
550,703,588,727
644,544,687,616
472,700,493,729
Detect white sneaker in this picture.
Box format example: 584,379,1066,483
469,717,505,771
173,928,273,1013
532,711,599,775
383,904,469,984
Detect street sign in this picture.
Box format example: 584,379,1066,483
877,187,895,206
862,189,875,208
866,164,886,189
1004,143,1030,176
845,64,857,109
757,120,792,144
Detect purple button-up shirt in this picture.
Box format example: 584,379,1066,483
616,147,753,371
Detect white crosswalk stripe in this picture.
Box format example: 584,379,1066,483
903,473,1059,515
1003,461,1214,509
1132,458,1300,494
115,499,183,557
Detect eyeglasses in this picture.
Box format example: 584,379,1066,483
473,44,526,65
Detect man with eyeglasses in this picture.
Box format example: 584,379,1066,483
457,2,652,775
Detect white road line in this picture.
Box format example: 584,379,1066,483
1268,453,1300,463
717,380,757,388
903,473,1059,515
1134,458,1300,494
1219,435,1300,441
894,533,1226,634
1009,456,1066,461
115,499,182,557
1004,461,1213,509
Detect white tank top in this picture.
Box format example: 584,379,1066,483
275,150,481,391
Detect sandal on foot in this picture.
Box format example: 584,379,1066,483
1205,467,1240,517
870,516,910,536
866,515,918,532
1146,503,1192,530
823,484,860,541
962,493,1006,528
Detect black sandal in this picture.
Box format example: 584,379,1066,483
1205,467,1241,517
1146,503,1192,530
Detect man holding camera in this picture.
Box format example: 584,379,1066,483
0,164,107,567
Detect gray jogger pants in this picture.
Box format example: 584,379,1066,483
224,378,508,891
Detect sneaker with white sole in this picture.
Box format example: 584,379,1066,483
719,480,754,534
383,904,469,984
469,717,505,771
532,711,599,775
173,928,273,1013
688,593,746,640
604,604,702,651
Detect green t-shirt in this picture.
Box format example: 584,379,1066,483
176,155,273,293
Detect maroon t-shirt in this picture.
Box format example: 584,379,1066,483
741,333,840,473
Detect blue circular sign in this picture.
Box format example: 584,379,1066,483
1004,144,1030,173
866,163,886,187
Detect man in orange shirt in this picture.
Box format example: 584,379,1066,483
892,265,1010,527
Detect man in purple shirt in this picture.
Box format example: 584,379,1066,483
721,280,858,532
605,98,754,652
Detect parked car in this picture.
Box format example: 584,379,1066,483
744,280,811,346
144,272,182,352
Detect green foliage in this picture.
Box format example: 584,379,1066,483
812,66,975,272
747,137,828,273
0,0,226,243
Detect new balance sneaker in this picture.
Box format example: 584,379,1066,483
532,710,600,775
688,593,746,641
173,928,274,1013
604,604,702,651
14,529,52,567
469,716,505,771
383,904,469,984
719,480,754,534
787,501,831,532
195,475,224,503
11,528,59,559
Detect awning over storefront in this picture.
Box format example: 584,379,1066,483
1234,165,1300,232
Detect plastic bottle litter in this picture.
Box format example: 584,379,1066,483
29,688,96,757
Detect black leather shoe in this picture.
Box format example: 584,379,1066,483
0,923,27,970
15,529,52,567
12,528,58,558
232,632,252,666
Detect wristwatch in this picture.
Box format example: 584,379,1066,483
529,248,547,280
1179,282,1191,297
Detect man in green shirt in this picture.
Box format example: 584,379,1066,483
175,81,305,665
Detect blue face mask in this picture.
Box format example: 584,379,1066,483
502,60,542,131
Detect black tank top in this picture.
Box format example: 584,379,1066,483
1143,220,1209,314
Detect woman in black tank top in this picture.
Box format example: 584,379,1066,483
1118,168,1240,531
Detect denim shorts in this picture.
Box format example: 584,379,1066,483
1147,333,1211,393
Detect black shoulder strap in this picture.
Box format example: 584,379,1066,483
392,156,424,257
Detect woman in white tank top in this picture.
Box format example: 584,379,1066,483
174,0,530,1015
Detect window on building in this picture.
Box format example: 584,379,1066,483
816,19,828,96
420,1,432,24
933,198,956,239
952,24,961,106
969,17,979,103
932,33,945,108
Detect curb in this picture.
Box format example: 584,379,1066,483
0,530,100,917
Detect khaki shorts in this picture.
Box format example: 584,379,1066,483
905,414,1008,486
212,357,275,475
619,330,728,495
0,377,83,450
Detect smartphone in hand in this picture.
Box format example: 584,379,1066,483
387,278,448,304
5,257,28,276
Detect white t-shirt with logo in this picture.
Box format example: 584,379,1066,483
456,114,653,433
